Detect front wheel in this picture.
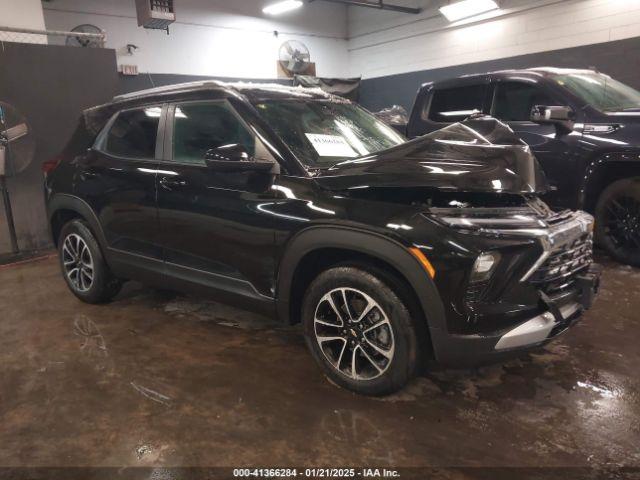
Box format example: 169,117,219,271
595,178,640,267
302,266,420,396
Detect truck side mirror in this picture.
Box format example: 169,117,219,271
530,105,575,134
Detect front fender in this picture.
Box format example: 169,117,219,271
275,225,448,356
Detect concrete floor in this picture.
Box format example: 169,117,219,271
0,255,639,472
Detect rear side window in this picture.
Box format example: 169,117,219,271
493,82,554,121
104,107,160,159
427,85,486,122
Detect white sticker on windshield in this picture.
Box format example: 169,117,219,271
305,134,358,157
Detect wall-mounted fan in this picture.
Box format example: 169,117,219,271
0,102,35,177
0,102,36,254
66,24,103,47
279,40,311,75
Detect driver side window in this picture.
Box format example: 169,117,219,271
493,82,554,122
172,101,271,165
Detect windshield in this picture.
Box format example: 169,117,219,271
254,100,406,168
553,72,640,112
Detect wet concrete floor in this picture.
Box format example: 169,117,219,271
0,255,639,471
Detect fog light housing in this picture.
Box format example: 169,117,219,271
471,252,500,283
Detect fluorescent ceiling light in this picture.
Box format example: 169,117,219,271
439,0,499,22
263,0,303,15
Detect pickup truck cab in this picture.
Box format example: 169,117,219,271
407,67,640,267
45,81,600,395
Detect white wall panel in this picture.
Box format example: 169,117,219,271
0,0,46,43
43,0,349,78
348,0,640,79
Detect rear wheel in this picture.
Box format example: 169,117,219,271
58,220,122,303
302,266,420,396
595,178,640,267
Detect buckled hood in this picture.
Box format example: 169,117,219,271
315,117,549,195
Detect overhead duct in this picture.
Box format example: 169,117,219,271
308,0,421,14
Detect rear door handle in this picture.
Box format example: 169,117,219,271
159,176,187,190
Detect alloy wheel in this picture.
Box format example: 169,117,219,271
314,287,395,381
604,194,640,251
62,233,94,292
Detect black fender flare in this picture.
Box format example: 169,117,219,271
579,151,640,209
47,193,108,250
275,225,447,344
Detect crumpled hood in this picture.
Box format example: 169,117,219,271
315,116,549,195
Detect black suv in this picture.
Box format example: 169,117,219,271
407,67,640,267
45,81,600,395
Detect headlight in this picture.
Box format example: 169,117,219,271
470,252,500,283
429,211,546,231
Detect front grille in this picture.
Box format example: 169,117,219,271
464,280,488,307
545,209,575,226
529,233,593,293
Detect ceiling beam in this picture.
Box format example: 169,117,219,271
309,0,422,14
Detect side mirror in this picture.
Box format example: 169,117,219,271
530,105,575,133
204,144,278,174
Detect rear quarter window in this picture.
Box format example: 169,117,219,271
426,84,487,123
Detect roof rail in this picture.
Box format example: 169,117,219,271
112,80,224,102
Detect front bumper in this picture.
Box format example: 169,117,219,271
430,264,601,367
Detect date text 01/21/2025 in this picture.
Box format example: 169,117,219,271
232,468,401,478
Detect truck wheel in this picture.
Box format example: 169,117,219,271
595,178,640,267
302,266,420,396
58,219,123,303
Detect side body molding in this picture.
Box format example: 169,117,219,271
275,226,448,356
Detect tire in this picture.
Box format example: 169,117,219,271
302,266,421,396
595,178,640,267
58,219,122,303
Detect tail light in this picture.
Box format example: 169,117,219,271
42,155,62,176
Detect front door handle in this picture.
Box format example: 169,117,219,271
159,176,187,190
79,170,99,181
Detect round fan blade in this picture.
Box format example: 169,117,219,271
285,43,295,56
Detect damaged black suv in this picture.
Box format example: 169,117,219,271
45,82,600,395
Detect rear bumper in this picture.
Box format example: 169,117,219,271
430,264,601,367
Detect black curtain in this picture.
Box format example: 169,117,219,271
294,75,361,102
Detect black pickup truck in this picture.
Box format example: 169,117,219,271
407,67,640,267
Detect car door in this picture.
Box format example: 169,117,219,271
489,79,576,208
156,99,280,308
77,105,164,278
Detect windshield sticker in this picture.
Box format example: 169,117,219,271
305,134,358,157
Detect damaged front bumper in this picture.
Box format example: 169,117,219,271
423,207,601,367
495,264,601,351
429,263,601,366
